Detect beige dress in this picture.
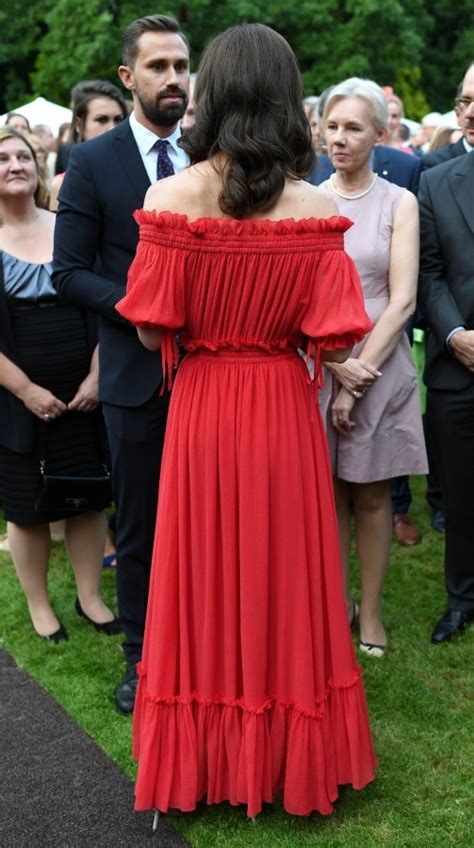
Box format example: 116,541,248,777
319,177,428,483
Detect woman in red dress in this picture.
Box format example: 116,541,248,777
116,23,377,821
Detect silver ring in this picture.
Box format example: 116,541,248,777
44,413,50,419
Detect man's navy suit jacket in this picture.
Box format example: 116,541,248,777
307,144,422,194
52,118,163,407
422,136,467,170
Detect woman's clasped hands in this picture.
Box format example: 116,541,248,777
328,357,381,434
21,370,99,422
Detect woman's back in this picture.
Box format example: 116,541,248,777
144,161,337,223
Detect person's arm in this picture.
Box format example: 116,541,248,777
52,145,127,321
328,190,419,394
68,344,100,412
137,328,162,350
0,353,67,420
321,347,352,363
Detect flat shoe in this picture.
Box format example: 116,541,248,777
359,640,385,658
75,597,122,635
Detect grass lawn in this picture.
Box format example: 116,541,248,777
1,478,473,848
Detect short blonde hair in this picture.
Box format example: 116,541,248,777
322,78,388,132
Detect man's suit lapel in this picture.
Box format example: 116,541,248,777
448,152,474,234
112,120,150,207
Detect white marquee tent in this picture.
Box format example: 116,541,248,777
0,96,72,135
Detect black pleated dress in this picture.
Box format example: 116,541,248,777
0,252,106,525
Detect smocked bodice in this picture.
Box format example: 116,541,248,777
116,211,373,388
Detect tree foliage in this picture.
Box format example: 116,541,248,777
0,0,471,118
0,0,51,109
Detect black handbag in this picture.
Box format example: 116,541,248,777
35,421,113,514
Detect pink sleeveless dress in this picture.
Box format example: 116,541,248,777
320,178,428,482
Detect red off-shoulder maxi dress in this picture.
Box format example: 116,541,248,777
116,211,377,819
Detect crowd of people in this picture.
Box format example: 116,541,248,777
1,11,473,824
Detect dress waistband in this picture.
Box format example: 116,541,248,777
188,349,299,364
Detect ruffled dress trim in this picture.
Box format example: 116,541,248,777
133,662,376,818
133,209,354,237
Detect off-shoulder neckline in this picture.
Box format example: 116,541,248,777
134,209,353,235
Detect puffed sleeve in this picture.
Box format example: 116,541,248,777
301,248,371,350
116,211,186,330
116,211,187,391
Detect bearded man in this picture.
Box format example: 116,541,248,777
52,15,190,714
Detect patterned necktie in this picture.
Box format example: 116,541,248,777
155,139,175,181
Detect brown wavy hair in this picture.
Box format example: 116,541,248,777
181,23,314,219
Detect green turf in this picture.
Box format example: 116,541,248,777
1,479,473,847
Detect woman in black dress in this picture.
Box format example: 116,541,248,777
0,128,120,642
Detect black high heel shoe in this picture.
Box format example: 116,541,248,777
33,622,68,643
43,624,68,643
75,597,122,635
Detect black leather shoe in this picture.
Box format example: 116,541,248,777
431,509,445,534
115,663,138,714
431,608,474,643
75,597,122,635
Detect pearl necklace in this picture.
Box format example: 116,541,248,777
329,172,377,200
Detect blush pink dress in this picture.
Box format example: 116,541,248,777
319,178,428,482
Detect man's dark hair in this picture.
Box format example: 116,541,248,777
181,23,314,219
122,14,189,67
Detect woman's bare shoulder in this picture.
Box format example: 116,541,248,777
143,164,215,215
278,181,339,221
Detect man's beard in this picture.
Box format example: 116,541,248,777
137,86,188,127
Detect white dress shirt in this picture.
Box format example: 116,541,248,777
462,137,473,154
129,112,189,185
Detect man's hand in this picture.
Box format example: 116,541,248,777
448,329,474,371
